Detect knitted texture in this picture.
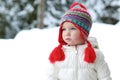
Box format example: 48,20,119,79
48,45,111,80
49,2,96,64
60,2,92,37
49,45,65,63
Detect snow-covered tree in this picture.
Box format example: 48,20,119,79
0,0,119,38
37,0,46,29
0,0,37,38
87,0,120,24
44,0,74,28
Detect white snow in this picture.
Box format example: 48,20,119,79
0,23,119,80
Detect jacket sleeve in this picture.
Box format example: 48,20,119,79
47,62,59,80
94,49,112,80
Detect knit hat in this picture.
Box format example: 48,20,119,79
61,2,92,37
49,2,96,64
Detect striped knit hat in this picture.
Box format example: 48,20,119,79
49,2,96,64
58,2,93,45
61,2,92,37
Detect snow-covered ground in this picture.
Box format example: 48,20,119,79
0,23,119,80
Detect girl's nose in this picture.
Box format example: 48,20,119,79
65,30,70,36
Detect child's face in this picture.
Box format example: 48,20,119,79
62,22,85,46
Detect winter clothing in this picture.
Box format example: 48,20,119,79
59,2,92,45
47,37,112,80
49,2,96,64
60,2,92,37
48,2,111,80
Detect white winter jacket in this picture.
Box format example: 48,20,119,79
47,37,112,80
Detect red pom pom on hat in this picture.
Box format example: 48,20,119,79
70,2,87,10
84,41,96,63
49,44,65,63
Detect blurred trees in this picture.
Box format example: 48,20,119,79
88,0,120,24
37,0,46,29
0,0,37,38
0,0,120,38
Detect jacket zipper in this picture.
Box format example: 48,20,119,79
75,46,78,80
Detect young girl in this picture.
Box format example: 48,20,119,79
48,2,112,80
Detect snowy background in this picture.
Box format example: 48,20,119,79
0,0,120,80
0,22,120,80
0,0,120,38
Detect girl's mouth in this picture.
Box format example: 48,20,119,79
65,38,71,41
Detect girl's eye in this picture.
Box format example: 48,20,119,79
62,27,76,31
71,27,76,30
62,28,66,31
